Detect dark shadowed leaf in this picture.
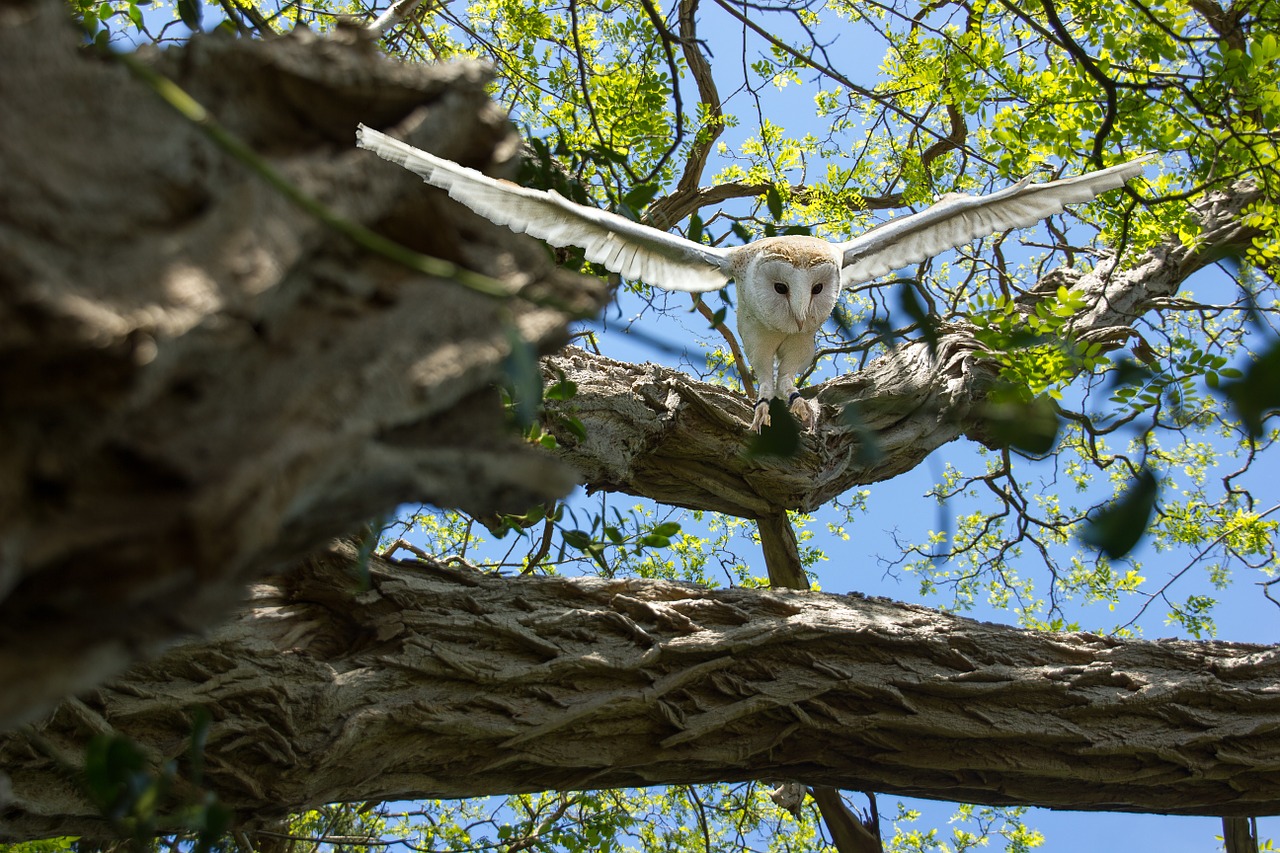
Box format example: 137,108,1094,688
687,213,704,244
178,0,201,30
1218,339,1280,438
746,399,801,458
562,529,592,550
982,392,1061,455
838,401,885,465
503,327,543,429
766,184,784,220
1080,467,1159,559
898,285,939,356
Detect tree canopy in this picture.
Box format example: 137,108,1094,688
4,0,1279,849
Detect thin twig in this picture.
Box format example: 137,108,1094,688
692,295,755,397
380,538,434,561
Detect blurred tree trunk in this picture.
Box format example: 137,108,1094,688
0,0,603,729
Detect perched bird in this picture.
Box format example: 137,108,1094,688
356,125,1151,431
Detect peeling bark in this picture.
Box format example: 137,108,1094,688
3,542,1278,839
0,2,604,728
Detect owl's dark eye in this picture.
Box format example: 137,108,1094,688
773,282,789,295
811,283,824,295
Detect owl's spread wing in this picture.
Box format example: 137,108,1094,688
357,125,733,293
837,155,1155,285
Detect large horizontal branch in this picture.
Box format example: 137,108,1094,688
4,541,1278,839
545,183,1263,517
0,4,605,729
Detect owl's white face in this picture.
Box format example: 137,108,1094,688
736,237,842,335
753,256,841,334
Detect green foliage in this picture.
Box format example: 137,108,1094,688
885,802,1044,852
79,715,231,852
70,0,151,46
0,840,76,853
1108,343,1241,426
970,287,1098,401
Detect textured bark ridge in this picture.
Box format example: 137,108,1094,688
3,542,1278,839
542,184,1262,517
0,2,605,729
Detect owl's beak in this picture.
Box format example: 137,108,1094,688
790,300,807,332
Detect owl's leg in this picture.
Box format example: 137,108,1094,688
739,322,784,432
776,333,818,430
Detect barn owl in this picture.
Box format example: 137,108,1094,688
356,124,1151,432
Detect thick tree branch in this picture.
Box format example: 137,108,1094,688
3,542,1278,839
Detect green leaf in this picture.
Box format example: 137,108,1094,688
584,542,610,572
687,214,704,244
562,529,592,550
178,0,202,31
899,284,938,356
193,801,233,853
652,521,682,537
187,707,212,786
766,184,784,220
561,415,588,442
1079,467,1159,559
838,401,886,465
620,182,660,219
545,377,578,401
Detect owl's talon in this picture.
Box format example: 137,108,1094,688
788,392,817,430
750,398,771,432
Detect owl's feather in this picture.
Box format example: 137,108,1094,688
357,123,1152,431
838,156,1155,285
356,125,733,293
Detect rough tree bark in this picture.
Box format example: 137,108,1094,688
0,0,604,729
3,541,1278,839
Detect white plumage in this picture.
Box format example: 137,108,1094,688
356,124,1152,431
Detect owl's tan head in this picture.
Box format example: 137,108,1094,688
758,235,841,268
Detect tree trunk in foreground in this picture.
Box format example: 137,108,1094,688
3,541,1277,839
0,0,603,729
